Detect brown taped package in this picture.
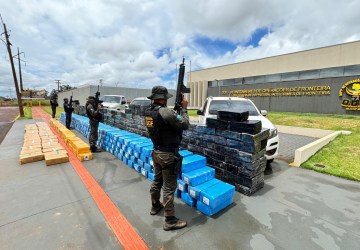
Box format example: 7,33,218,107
19,152,44,164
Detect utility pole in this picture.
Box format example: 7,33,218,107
1,16,24,117
14,47,25,91
55,79,61,92
99,79,103,86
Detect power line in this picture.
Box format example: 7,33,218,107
1,14,24,117
54,79,61,92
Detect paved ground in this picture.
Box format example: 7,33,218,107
0,107,19,144
1,111,359,249
277,133,317,163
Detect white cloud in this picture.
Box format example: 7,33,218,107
0,0,359,97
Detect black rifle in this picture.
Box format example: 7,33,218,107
174,58,190,114
69,92,74,110
95,85,103,108
94,85,103,122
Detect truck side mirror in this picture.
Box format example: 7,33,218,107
121,101,126,105
197,109,203,115
261,110,268,116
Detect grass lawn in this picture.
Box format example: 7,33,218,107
267,112,360,182
17,107,32,119
41,106,64,118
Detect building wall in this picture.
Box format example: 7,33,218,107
188,41,360,82
186,41,360,113
207,75,360,114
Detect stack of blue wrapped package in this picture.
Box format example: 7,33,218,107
177,154,235,216
61,113,235,216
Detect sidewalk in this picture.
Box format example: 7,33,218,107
276,125,334,138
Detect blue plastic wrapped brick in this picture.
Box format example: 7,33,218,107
148,172,154,181
181,154,207,173
174,188,181,198
137,159,144,168
199,181,235,210
182,166,215,187
142,145,153,157
129,138,152,149
127,159,134,168
179,150,193,158
177,179,188,193
141,168,148,178
144,163,153,173
124,137,144,146
181,192,197,207
134,164,141,173
188,178,220,200
135,142,153,153
196,200,230,216
118,134,140,145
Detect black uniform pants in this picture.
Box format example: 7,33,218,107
51,105,56,118
89,119,99,147
150,150,178,217
65,112,72,129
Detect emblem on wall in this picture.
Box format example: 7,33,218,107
339,79,360,110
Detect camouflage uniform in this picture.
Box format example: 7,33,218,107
50,94,58,118
86,97,101,152
145,85,189,231
63,98,74,129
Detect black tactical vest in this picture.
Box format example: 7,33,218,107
86,100,102,121
145,104,181,148
86,101,94,119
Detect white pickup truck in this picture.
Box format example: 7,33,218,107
197,96,279,163
101,95,127,110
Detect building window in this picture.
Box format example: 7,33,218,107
265,74,281,82
319,67,344,78
344,65,360,76
299,70,320,80
254,75,265,84
281,72,299,81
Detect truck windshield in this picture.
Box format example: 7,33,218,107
102,96,121,103
208,100,260,116
131,99,151,106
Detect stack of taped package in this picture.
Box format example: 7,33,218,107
50,118,92,161
60,113,235,216
19,122,69,166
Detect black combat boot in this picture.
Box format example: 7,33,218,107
163,216,187,231
150,200,164,215
90,146,101,153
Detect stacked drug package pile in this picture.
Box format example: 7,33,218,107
66,113,235,216
19,122,69,166
181,110,269,196
177,151,235,216
19,123,44,164
51,117,92,161
38,122,69,166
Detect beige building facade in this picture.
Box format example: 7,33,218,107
187,41,360,114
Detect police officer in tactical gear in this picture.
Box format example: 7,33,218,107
63,98,74,129
86,96,102,153
145,85,189,231
50,93,58,118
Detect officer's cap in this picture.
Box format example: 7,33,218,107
147,86,173,100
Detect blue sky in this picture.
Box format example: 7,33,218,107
0,0,360,97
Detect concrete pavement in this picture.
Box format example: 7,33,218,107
0,115,359,249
